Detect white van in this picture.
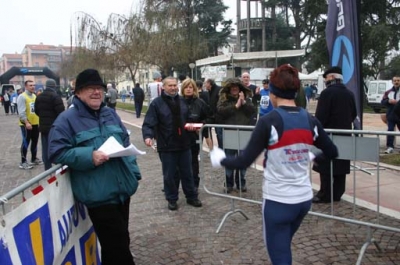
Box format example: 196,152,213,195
366,80,393,113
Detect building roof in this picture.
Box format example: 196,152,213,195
24,44,59,51
2,54,22,59
195,49,306,67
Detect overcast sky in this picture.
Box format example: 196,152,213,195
0,0,250,55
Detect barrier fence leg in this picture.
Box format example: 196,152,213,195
216,198,249,234
356,226,382,265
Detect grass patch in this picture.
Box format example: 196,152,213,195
379,154,400,166
117,102,148,113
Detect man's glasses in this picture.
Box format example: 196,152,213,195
85,86,105,93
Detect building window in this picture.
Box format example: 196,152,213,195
48,55,61,62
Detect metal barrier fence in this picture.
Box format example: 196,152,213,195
0,165,103,264
0,164,63,215
199,124,400,265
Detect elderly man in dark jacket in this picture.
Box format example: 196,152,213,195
34,79,65,170
142,76,202,211
48,69,141,265
216,77,256,193
313,66,357,203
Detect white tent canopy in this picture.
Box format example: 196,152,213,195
195,49,306,67
299,70,323,80
249,68,274,81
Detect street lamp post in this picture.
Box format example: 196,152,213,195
189,63,196,78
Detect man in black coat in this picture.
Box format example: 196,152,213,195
205,78,223,148
34,79,65,170
132,83,145,118
312,67,357,203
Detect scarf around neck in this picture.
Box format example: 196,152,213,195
161,92,183,136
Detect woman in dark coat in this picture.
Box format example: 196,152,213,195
216,78,256,193
181,78,212,189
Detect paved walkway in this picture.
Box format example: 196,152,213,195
1,102,400,264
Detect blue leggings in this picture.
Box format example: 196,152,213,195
262,199,311,265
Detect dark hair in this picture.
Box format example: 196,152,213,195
135,83,140,87
196,80,203,89
205,78,215,86
24,80,33,86
178,74,186,82
262,79,269,84
269,64,300,91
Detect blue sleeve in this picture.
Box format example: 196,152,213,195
142,101,158,140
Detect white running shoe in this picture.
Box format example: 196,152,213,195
19,162,33,170
385,147,394,154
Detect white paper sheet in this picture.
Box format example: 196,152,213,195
98,136,146,157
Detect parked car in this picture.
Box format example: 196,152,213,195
366,80,392,113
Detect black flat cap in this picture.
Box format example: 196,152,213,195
323,66,342,78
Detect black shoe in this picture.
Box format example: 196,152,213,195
239,186,247,192
168,201,178,211
312,196,330,204
225,187,233,194
186,198,202,207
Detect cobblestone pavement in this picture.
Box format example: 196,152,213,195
1,106,400,264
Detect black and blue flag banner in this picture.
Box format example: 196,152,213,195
325,0,362,127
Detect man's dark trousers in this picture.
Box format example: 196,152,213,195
159,149,198,202
317,174,346,201
88,198,135,265
134,100,143,118
41,133,52,170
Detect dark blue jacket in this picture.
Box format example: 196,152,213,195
381,86,400,122
142,91,191,152
184,96,211,144
48,97,141,208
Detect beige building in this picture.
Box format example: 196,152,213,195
0,53,23,84
1,43,72,87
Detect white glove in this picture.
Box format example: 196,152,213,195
308,146,323,161
210,148,226,168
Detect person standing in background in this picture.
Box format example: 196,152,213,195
259,79,274,117
204,78,222,148
35,79,65,170
381,75,400,154
313,66,357,203
304,84,313,105
17,80,42,169
216,77,256,193
106,83,118,110
10,88,19,115
181,78,212,189
132,83,145,118
148,71,163,103
142,76,202,211
3,88,11,115
196,80,213,151
241,72,260,113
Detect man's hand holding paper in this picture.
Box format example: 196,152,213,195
98,136,146,158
